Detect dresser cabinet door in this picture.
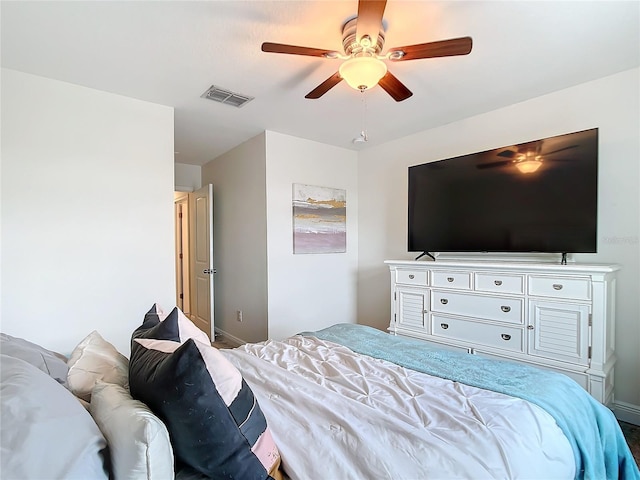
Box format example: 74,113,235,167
528,300,590,365
396,288,429,332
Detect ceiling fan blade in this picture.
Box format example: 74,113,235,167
497,143,578,159
262,42,338,58
305,72,343,99
476,160,512,169
356,0,387,45
389,36,472,61
543,145,578,156
497,149,517,159
378,71,413,102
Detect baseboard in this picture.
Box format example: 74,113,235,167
213,327,245,347
614,400,640,426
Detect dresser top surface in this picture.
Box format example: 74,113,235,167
385,259,620,274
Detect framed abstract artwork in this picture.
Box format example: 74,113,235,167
292,183,346,254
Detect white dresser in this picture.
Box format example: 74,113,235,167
385,260,619,405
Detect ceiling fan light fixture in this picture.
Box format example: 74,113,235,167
515,159,542,174
262,0,472,101
339,56,387,91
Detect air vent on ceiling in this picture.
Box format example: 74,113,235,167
201,85,254,108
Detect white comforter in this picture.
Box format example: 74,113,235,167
221,335,575,480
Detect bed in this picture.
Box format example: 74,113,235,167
1,310,638,480
223,324,638,480
223,331,575,479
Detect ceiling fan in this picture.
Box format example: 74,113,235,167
478,142,579,174
261,0,472,102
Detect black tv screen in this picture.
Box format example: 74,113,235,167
408,128,598,254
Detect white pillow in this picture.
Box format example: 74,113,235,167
67,331,129,401
90,382,174,480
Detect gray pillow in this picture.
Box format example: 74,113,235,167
0,354,109,479
0,333,69,385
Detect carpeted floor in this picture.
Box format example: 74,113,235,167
212,339,234,349
620,421,640,466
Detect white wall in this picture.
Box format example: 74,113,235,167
201,133,269,344
1,69,176,355
201,131,358,343
174,162,201,191
357,68,640,419
265,131,358,340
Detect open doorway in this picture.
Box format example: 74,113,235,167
174,192,191,315
173,185,215,340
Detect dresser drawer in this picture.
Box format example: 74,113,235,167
431,291,523,324
528,276,591,300
396,269,428,286
432,315,525,353
431,271,472,290
475,273,525,294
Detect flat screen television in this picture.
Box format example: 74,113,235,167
407,128,598,256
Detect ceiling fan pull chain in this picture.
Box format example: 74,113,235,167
353,90,369,143
361,90,368,140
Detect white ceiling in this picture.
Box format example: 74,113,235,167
2,1,639,166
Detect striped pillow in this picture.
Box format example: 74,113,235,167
129,311,281,479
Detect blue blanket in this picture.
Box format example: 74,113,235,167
301,323,639,480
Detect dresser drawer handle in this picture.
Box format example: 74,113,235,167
440,298,449,305
409,274,415,279
494,280,503,286
447,277,454,282
501,306,511,313
441,323,449,330
552,284,563,290
501,334,511,341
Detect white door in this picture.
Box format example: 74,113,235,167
189,184,214,340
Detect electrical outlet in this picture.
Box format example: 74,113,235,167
236,310,243,322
